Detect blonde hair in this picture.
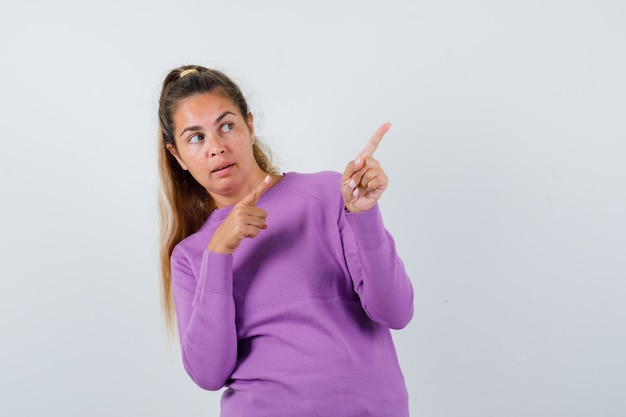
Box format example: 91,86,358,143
157,65,278,337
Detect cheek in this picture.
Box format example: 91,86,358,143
242,144,257,163
230,139,252,154
181,144,207,160
177,151,203,173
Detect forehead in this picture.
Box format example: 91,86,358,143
174,91,238,120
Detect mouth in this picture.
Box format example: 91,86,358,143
211,163,234,173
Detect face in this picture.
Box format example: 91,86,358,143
168,91,265,208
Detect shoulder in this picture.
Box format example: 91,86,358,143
280,171,343,212
283,170,342,195
173,203,234,260
171,225,211,265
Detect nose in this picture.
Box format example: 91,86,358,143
211,148,225,157
206,135,225,157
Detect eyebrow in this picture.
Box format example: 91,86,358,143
178,111,237,139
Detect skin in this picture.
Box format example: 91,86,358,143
168,91,391,254
341,122,391,213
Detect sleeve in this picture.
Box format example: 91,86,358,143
340,204,414,329
170,248,238,391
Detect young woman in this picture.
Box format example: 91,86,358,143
158,65,414,416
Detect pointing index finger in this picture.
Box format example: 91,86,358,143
359,122,391,158
241,175,272,206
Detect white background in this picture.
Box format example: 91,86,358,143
1,0,625,416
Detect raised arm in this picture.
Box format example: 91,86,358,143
341,204,414,329
340,123,414,329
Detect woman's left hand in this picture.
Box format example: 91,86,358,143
341,123,391,213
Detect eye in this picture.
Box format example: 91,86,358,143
188,133,204,144
220,122,234,133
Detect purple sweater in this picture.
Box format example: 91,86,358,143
171,171,414,416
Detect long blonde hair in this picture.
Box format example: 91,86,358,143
157,65,278,337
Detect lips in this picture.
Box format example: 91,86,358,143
211,163,234,173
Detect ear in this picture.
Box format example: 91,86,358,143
246,113,255,143
166,144,188,171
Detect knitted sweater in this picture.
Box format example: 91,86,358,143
170,171,414,417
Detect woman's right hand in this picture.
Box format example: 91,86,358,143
207,175,273,254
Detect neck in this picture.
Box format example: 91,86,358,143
211,167,270,209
